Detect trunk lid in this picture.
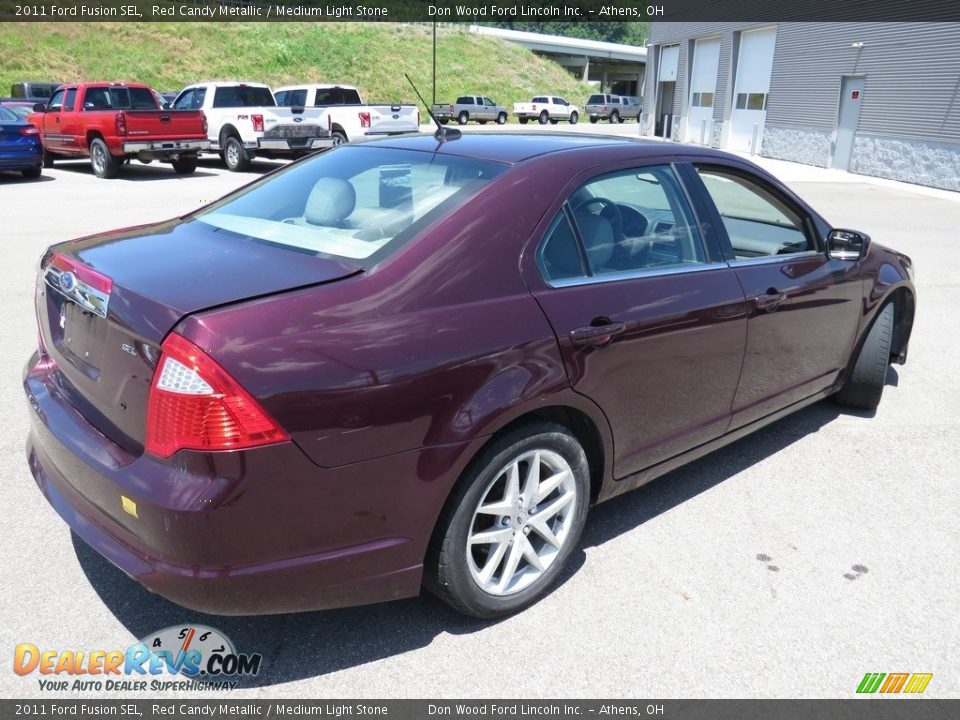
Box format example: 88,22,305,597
37,218,361,454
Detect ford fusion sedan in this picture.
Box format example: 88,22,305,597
24,133,915,618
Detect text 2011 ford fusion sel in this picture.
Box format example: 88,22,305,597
24,133,915,618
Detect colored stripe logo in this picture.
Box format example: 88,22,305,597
857,672,933,694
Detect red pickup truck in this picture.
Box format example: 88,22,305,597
29,82,209,178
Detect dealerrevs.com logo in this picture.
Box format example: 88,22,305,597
14,625,262,692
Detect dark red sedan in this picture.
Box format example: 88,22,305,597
24,133,915,618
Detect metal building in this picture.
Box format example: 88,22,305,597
642,22,960,191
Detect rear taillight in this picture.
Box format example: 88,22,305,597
201,111,208,136
20,125,39,136
145,333,289,458
115,111,127,136
50,253,113,294
358,112,371,129
327,114,332,131
251,114,264,132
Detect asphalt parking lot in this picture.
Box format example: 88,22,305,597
1,134,958,699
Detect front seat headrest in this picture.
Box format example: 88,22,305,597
573,209,615,271
304,177,356,226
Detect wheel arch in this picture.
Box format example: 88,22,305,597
886,285,915,363
218,123,240,145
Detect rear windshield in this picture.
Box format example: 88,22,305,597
213,86,276,108
83,87,158,110
0,106,19,122
194,146,505,266
315,87,362,105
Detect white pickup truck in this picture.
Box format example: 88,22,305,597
174,81,334,171
513,96,580,125
274,84,421,145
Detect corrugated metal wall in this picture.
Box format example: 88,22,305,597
646,21,960,143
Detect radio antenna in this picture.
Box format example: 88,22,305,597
405,73,461,142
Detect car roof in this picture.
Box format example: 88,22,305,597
185,81,271,89
360,132,739,165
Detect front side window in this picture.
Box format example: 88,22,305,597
539,165,707,283
194,147,505,266
47,89,65,112
696,167,813,257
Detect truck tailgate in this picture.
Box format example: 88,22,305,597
367,105,420,135
124,110,206,140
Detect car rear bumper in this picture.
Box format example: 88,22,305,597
121,139,209,155
23,353,477,615
0,150,42,169
257,137,335,151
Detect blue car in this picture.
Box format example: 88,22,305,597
0,105,42,179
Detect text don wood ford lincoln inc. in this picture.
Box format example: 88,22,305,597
13,626,262,692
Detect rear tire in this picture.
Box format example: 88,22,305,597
834,303,895,410
457,111,469,125
609,111,620,124
438,118,449,125
519,117,529,125
589,117,597,124
425,423,590,618
22,166,41,179
89,138,118,178
171,157,198,175
332,130,348,146
222,136,250,172
538,111,549,125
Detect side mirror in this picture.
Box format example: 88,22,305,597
827,228,871,261
32,103,47,113
162,102,171,110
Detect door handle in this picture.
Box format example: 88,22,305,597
570,321,626,348
754,288,788,312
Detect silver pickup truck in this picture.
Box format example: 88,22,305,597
431,95,509,125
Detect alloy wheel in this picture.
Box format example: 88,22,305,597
466,449,577,596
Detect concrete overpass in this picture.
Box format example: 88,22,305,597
468,25,647,96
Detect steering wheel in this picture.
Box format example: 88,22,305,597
572,196,623,240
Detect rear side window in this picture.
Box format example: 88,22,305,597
539,165,706,283
587,95,604,104
456,96,474,105
64,88,77,112
696,167,813,257
195,147,505,266
213,86,276,108
533,96,547,104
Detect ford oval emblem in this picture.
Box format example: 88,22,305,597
392,114,399,119
59,271,77,293
294,117,303,123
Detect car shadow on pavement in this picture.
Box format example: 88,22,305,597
73,397,861,688
49,161,221,181
0,173,54,184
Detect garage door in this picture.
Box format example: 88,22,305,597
728,27,777,153
685,37,721,144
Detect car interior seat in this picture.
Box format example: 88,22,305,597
304,177,357,228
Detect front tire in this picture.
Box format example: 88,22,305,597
42,148,55,168
425,423,590,618
89,138,118,178
496,112,507,125
22,166,41,179
569,111,579,124
834,303,895,410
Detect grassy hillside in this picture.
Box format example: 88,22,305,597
0,23,597,106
